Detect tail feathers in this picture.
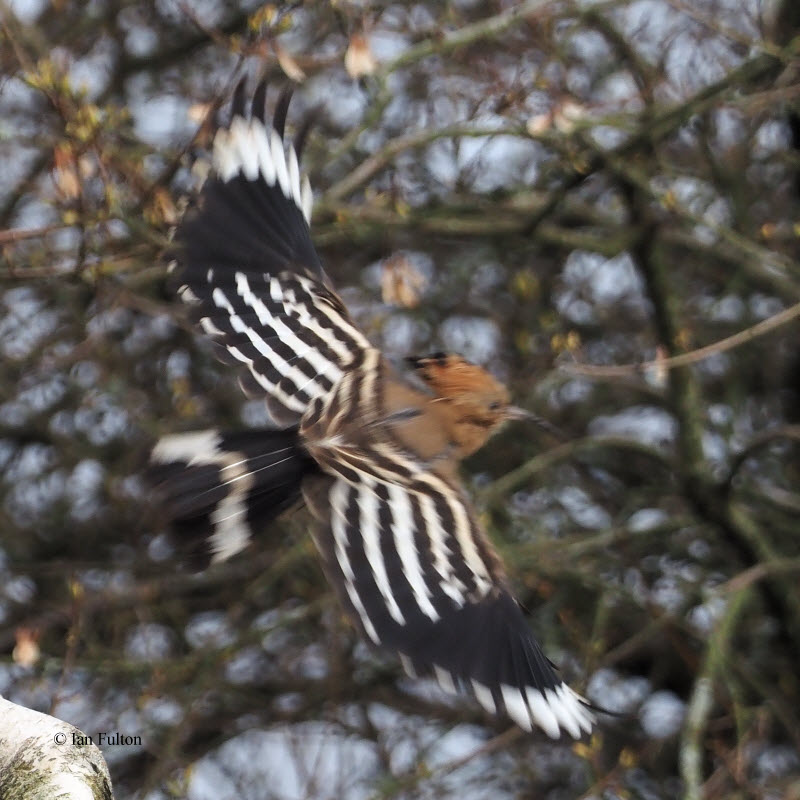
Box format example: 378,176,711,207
148,427,313,570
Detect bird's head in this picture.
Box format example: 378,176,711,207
406,353,534,457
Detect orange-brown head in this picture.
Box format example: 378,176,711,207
406,353,531,458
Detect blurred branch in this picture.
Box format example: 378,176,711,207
315,197,635,255
525,48,785,233
0,150,50,230
663,227,800,303
562,300,800,378
0,224,68,245
602,613,675,667
325,123,527,202
622,168,800,652
0,535,316,653
367,726,522,800
112,9,250,85
580,6,657,103
323,0,636,201
725,502,800,625
380,0,557,75
735,658,800,748
522,517,695,561
662,0,783,56
738,484,800,516
672,206,800,287
679,586,752,800
723,425,800,491
593,144,800,296
481,435,674,505
718,556,800,594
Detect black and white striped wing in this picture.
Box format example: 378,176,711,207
303,471,594,739
172,83,371,425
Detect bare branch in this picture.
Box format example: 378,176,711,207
562,300,800,378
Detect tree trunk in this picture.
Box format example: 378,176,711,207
0,698,114,800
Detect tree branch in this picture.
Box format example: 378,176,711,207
0,698,115,800
562,300,800,378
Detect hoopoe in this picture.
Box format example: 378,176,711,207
149,81,594,739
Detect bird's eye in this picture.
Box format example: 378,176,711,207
489,401,501,411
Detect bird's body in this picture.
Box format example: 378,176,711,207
150,82,594,738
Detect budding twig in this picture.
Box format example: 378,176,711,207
561,299,800,379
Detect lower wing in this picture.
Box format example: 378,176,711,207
302,471,594,738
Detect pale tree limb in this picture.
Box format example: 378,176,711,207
679,587,751,800
380,0,560,75
0,697,114,800
324,123,527,202
561,299,800,378
717,556,800,595
0,224,71,245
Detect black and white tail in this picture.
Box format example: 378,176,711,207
148,428,313,569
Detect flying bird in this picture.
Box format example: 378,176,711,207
150,81,594,739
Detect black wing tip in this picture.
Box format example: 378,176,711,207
398,650,596,739
582,697,629,720
293,109,319,163
174,76,326,278
273,86,294,139
231,77,248,119
252,78,268,122
370,591,596,736
227,78,317,161
225,77,298,142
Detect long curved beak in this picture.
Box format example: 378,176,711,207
505,406,568,441
505,405,536,421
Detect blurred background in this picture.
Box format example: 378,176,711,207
1,0,799,797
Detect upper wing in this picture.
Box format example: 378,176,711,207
302,465,594,739
171,82,371,425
